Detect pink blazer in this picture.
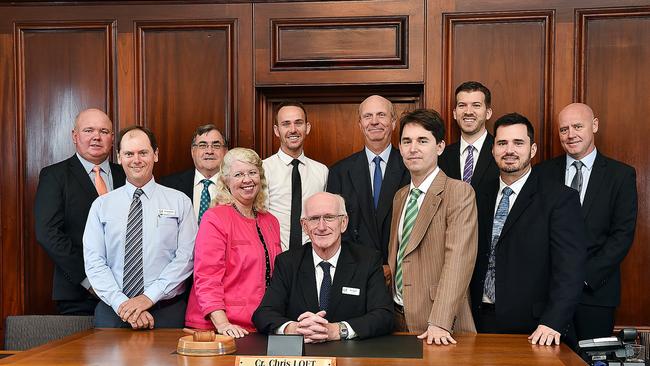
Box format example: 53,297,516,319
185,205,281,330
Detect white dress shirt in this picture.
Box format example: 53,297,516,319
263,149,328,251
393,167,440,306
565,148,597,204
191,170,219,218
459,130,488,177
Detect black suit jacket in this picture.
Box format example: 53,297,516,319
438,133,499,196
470,170,588,334
252,242,394,339
159,169,194,201
536,152,637,307
34,155,126,301
326,147,410,263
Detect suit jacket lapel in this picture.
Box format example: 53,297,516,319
69,155,99,199
376,147,406,225
405,172,444,256
498,171,538,240
388,187,408,277
582,152,606,217
299,248,320,311
446,143,462,180
471,134,494,187
349,151,380,244
182,170,195,202
328,244,357,313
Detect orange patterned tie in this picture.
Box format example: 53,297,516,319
93,166,108,195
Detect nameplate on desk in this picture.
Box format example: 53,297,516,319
235,356,335,366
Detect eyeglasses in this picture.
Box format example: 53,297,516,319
303,214,346,226
193,142,225,150
230,170,259,180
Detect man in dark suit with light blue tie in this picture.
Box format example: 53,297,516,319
327,95,410,272
470,113,588,346
537,103,637,341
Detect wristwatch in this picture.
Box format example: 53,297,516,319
338,322,349,339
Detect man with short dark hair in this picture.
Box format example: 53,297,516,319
253,192,393,342
263,101,328,251
470,113,587,346
160,124,228,223
388,109,478,345
439,81,498,195
327,95,410,269
537,103,637,341
34,108,126,315
84,126,196,329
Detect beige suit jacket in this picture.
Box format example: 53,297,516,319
388,171,478,334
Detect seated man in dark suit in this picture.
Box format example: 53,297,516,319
253,192,393,342
160,124,228,223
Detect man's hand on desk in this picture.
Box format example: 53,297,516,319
528,324,561,346
417,324,457,345
129,311,154,329
118,295,154,324
286,310,338,343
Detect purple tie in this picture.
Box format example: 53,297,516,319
463,145,474,183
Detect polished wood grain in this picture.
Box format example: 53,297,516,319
576,6,650,326
0,329,586,365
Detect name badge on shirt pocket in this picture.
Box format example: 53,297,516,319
342,287,360,296
158,209,176,217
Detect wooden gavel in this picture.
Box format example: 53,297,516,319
183,328,217,342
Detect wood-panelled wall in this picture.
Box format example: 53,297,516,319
1,0,648,334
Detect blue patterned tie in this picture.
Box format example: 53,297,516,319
124,188,144,298
372,156,383,209
198,179,212,224
483,186,514,303
319,262,332,311
463,145,474,183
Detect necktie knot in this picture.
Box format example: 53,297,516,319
133,188,144,200
291,159,300,168
502,186,514,197
319,261,332,272
373,155,382,165
572,160,584,171
201,179,212,188
465,145,474,154
410,188,422,200
93,165,102,174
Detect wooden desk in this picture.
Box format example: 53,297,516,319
0,329,586,365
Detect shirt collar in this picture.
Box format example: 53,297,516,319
459,129,488,154
277,148,306,166
76,153,111,175
498,167,532,197
125,177,156,200
312,244,342,269
409,167,440,194
565,147,597,171
193,169,219,187
364,145,392,166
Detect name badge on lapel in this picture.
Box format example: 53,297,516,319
342,287,360,296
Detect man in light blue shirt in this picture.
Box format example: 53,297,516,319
84,125,197,329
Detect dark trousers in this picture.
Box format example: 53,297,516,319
393,303,409,332
56,297,99,316
475,303,499,333
94,296,186,328
574,303,616,341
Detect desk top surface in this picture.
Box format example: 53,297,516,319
0,329,586,365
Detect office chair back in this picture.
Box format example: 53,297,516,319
4,315,94,350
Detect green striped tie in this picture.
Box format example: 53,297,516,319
395,188,422,297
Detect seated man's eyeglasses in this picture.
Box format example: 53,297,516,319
303,214,346,226
193,142,224,150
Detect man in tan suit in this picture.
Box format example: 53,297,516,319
388,109,478,345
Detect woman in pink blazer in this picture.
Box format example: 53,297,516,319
185,148,281,338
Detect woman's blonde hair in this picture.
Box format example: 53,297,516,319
213,147,268,212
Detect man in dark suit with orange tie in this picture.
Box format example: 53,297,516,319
438,81,498,195
537,103,637,341
34,108,126,315
327,95,410,273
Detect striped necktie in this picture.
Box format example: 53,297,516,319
462,145,474,183
123,188,144,298
395,188,422,296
